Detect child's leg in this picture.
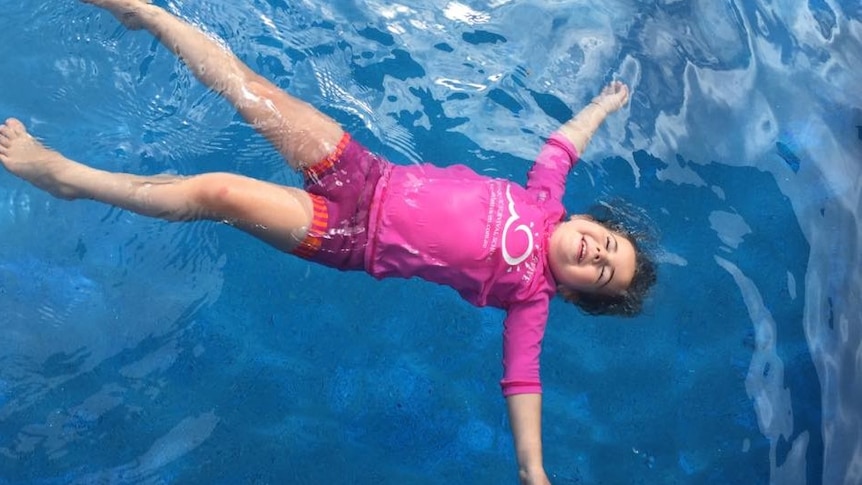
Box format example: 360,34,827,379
0,118,312,252
84,0,344,171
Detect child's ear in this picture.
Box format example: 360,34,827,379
557,285,579,302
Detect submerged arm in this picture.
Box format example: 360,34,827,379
507,393,551,485
557,81,630,155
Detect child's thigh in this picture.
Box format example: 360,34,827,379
193,173,314,252
239,76,345,171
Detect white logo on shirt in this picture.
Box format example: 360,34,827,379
502,185,533,266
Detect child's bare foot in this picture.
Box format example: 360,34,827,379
81,0,153,30
592,81,630,113
0,119,83,200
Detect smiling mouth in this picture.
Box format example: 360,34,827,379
577,237,586,264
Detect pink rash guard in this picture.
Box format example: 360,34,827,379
364,133,579,397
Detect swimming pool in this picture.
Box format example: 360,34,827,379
0,0,859,483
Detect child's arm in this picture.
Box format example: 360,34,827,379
557,81,629,155
507,393,551,485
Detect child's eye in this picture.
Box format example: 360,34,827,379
605,236,610,249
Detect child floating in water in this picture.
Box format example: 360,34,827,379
0,1,656,483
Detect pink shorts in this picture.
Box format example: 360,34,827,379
290,133,390,270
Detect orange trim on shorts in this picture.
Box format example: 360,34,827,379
303,132,352,182
291,193,329,259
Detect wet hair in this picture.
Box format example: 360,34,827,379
559,200,658,317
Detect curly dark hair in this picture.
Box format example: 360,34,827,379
559,201,658,317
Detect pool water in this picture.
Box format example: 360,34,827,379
1,1,859,484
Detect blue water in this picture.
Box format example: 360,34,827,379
1,1,859,483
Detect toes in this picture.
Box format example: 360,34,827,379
4,118,26,135
0,119,33,148
0,118,30,141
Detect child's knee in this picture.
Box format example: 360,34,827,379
190,173,240,215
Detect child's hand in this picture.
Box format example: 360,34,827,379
591,81,629,114
556,80,630,154
520,469,552,485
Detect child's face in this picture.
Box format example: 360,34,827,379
548,216,637,296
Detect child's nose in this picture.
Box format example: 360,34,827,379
593,246,607,263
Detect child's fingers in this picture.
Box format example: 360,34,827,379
601,81,626,97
